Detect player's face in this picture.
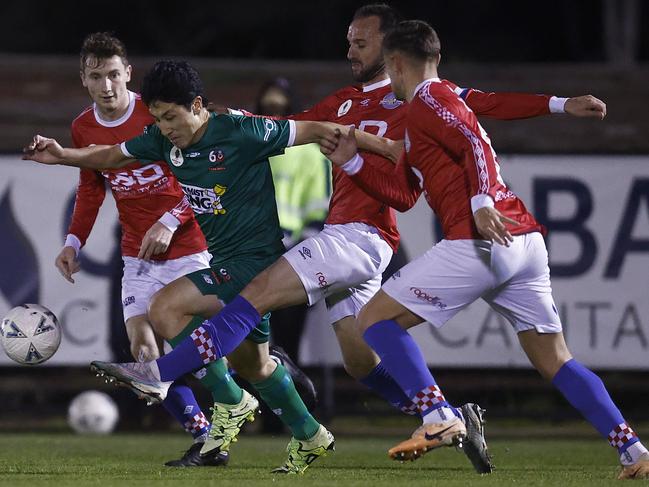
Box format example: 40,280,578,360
81,55,131,118
347,16,385,83
149,99,204,149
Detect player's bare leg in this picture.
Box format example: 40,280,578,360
519,330,649,478
332,315,379,379
240,256,309,314
125,315,162,362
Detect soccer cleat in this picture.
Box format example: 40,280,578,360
272,424,335,474
164,442,229,467
618,453,649,480
90,361,171,405
200,390,259,457
459,403,494,474
269,345,318,412
388,417,466,462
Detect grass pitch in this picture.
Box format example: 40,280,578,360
0,433,625,486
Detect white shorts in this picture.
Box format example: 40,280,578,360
283,222,393,324
121,250,212,322
382,232,562,334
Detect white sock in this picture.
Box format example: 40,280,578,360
422,406,456,425
621,442,649,466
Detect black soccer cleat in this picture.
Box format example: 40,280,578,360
164,441,229,467
269,345,318,412
459,403,494,474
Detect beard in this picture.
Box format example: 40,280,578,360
351,57,385,83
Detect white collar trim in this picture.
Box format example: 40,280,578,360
412,78,441,98
94,90,136,127
362,77,391,92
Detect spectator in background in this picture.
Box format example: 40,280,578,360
256,78,332,365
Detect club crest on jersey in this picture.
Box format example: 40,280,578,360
337,99,352,117
170,145,184,166
380,92,403,110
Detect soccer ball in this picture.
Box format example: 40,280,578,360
0,303,61,365
68,390,119,435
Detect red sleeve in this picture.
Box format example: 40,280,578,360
447,82,551,120
350,154,421,212
413,89,501,201
166,195,194,225
67,128,106,247
287,96,335,122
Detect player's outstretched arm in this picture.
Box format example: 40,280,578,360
564,95,606,119
23,135,131,169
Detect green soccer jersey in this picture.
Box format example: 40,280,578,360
122,113,293,262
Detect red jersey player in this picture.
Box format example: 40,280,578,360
55,33,225,467
325,20,648,480
222,3,606,474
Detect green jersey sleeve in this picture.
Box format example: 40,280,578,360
231,115,295,163
121,123,165,162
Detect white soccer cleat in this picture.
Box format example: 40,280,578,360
618,453,649,480
90,360,171,405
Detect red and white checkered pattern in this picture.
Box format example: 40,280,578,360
184,412,210,434
191,326,216,364
608,423,638,449
400,402,419,416
412,385,445,414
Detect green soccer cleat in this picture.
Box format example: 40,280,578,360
459,403,494,474
272,425,335,474
200,389,259,457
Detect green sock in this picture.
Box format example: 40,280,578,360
167,315,243,405
252,363,320,440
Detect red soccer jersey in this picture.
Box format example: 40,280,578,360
349,78,544,240
69,91,207,260
291,78,551,250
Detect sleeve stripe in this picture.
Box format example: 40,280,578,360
287,119,296,147
419,84,490,194
120,141,134,158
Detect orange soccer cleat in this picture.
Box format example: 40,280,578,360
388,417,466,462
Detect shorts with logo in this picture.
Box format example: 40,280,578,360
121,250,212,322
283,222,394,324
382,232,562,333
186,250,283,343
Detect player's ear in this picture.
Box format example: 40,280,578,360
80,70,88,88
192,96,203,115
436,53,442,67
124,64,132,83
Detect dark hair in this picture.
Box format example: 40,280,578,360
255,77,295,116
141,60,208,110
80,32,128,71
353,3,401,33
383,20,441,61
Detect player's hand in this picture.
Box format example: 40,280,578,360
387,139,404,164
473,207,520,246
564,95,606,120
321,126,358,166
138,221,173,260
55,246,81,283
22,135,66,164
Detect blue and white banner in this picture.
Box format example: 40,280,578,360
0,157,117,365
1,155,647,369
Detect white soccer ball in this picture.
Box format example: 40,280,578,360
68,390,119,435
0,303,61,365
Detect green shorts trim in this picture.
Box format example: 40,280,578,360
186,253,280,344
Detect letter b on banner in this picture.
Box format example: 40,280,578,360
534,178,597,277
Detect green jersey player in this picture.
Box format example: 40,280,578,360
24,60,395,473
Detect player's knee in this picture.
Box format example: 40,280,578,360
147,292,177,339
240,272,273,312
233,357,271,383
356,306,378,335
342,356,375,380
